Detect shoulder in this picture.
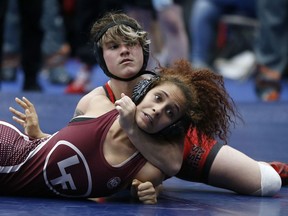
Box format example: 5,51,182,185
77,87,106,106
75,87,107,117
84,94,115,117
84,87,106,99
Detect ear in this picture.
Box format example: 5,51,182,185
131,76,159,104
131,79,154,105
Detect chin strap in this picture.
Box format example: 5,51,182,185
110,70,158,82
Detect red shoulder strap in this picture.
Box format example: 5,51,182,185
103,82,116,103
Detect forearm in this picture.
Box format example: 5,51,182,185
126,126,183,177
115,93,184,176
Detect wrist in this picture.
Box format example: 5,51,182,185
125,123,139,137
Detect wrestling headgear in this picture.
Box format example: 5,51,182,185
131,76,191,137
93,20,150,81
131,75,159,105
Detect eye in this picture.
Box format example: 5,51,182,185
154,94,162,101
105,42,119,50
166,108,175,118
109,44,119,50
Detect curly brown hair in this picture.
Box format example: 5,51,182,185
158,59,241,144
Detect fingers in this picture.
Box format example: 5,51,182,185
21,97,33,107
132,179,157,204
9,106,26,120
15,97,28,109
14,96,35,110
115,95,131,113
9,97,34,127
115,95,129,106
132,179,142,187
9,109,25,127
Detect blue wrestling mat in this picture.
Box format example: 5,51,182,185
0,60,287,215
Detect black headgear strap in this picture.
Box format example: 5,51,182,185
131,75,191,138
93,20,150,81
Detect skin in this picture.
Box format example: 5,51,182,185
90,36,269,196
100,37,268,194
75,37,184,177
9,81,187,204
132,83,185,134
103,40,144,80
10,26,277,197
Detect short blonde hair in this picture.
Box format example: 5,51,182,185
91,12,150,53
90,12,150,79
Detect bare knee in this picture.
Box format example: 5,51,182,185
208,146,263,195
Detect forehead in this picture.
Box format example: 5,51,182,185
153,82,182,93
150,83,186,106
102,25,135,42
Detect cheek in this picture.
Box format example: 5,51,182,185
158,118,172,131
133,48,144,65
104,53,116,70
135,112,149,132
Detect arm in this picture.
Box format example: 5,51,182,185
126,126,184,177
9,97,50,138
115,93,184,177
130,161,165,204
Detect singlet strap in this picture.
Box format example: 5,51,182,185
103,82,116,103
102,71,158,103
70,117,94,123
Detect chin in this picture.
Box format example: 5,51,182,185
124,72,138,78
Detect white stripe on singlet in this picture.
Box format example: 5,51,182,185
0,121,58,173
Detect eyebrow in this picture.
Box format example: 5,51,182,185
104,40,116,45
160,90,181,114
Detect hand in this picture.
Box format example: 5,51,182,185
9,97,47,138
115,93,137,133
131,179,157,204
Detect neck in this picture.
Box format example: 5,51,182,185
108,79,138,100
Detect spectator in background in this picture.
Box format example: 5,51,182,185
0,0,44,91
65,0,190,94
1,0,71,85
150,0,189,67
65,0,123,94
0,0,9,87
189,0,256,70
40,0,71,85
124,0,190,68
254,0,288,102
1,0,20,82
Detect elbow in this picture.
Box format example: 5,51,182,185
167,160,182,177
165,147,184,177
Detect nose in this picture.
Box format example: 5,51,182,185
152,104,164,117
120,44,130,55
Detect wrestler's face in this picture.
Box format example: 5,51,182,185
103,39,144,80
135,83,186,134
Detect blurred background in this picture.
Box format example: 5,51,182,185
0,0,287,99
